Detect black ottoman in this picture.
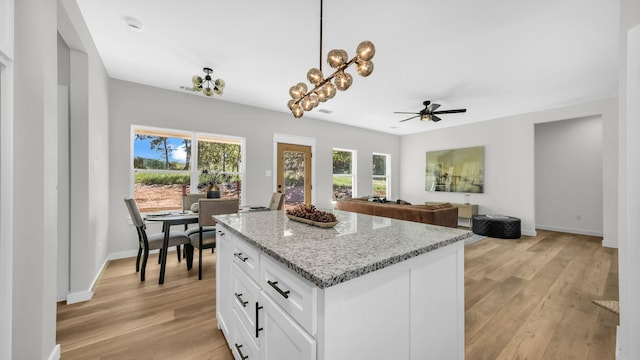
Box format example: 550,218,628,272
472,215,521,239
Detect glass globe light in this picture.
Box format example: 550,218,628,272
193,84,203,92
214,79,225,89
316,90,328,103
307,68,324,85
296,82,308,95
323,82,336,99
308,93,319,108
356,41,375,61
301,96,314,111
334,71,353,91
356,60,374,77
327,49,348,68
292,104,304,118
192,75,203,86
290,85,303,100
288,99,297,110
203,87,214,97
213,87,223,95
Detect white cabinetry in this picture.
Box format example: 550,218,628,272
216,223,464,360
218,227,316,360
260,292,316,360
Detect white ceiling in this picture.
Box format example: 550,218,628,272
75,0,619,135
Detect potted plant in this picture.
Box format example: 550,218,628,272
201,169,227,198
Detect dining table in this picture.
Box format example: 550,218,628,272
143,212,199,284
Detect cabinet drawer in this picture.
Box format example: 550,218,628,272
232,236,260,282
231,308,260,360
260,255,317,336
231,263,261,348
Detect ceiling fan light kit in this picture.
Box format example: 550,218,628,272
287,0,375,118
395,100,467,123
192,67,225,97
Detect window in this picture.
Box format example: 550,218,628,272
372,153,390,198
333,149,356,200
132,126,244,212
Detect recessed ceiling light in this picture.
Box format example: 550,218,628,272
318,109,333,114
125,17,144,32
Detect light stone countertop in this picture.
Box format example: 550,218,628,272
214,209,472,289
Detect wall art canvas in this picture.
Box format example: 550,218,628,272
425,146,484,193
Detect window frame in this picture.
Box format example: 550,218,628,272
332,147,357,200
130,125,246,211
372,152,391,199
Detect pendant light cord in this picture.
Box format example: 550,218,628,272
319,0,323,72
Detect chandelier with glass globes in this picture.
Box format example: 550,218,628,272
192,67,225,97
288,40,375,118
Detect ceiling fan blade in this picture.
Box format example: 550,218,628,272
428,103,441,112
393,111,419,114
431,115,442,122
432,109,467,114
399,115,419,122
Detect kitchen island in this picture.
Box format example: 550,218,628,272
214,209,471,360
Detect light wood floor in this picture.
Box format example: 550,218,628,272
57,230,618,359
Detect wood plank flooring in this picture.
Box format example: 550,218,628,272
56,230,618,359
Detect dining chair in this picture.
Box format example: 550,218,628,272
183,193,206,212
269,192,285,210
123,198,194,281
186,198,239,279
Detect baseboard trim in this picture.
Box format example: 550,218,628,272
535,225,603,237
66,290,93,304
48,344,60,360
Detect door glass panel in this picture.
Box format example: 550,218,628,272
283,150,305,209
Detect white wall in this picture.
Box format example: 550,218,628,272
108,79,401,255
0,0,14,358
399,98,617,240
13,0,58,358
534,116,603,236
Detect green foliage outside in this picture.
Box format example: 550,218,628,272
332,176,352,187
373,154,386,176
198,142,241,173
333,150,352,174
134,157,186,170
373,179,387,197
135,173,190,185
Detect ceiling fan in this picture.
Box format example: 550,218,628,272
394,100,467,122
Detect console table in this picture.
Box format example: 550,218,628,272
426,202,478,229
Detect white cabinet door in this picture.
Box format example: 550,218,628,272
216,225,234,338
230,308,260,360
260,293,316,360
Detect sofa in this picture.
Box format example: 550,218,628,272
335,198,459,228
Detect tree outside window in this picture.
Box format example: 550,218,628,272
333,149,356,200
373,153,390,198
